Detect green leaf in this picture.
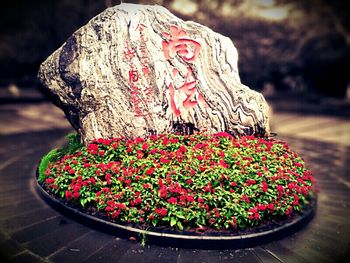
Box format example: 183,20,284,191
80,199,87,207
170,217,177,227
177,221,184,230
175,212,186,219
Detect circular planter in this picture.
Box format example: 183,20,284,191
35,179,316,249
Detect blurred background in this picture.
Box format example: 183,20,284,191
0,0,350,113
1,2,350,261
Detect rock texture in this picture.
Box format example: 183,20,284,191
38,3,270,143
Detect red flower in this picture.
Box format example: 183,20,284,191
276,185,284,192
89,177,96,185
134,197,142,205
142,143,149,151
160,157,170,164
187,195,194,202
87,143,99,154
145,167,154,175
136,150,144,159
45,169,51,176
294,162,303,167
285,206,293,216
187,179,193,184
65,190,73,200
167,197,177,204
196,155,204,161
214,132,232,138
204,183,212,192
293,194,299,206
162,138,169,146
247,179,256,186
198,197,204,203
257,204,266,211
230,182,237,187
112,210,121,218
135,137,145,144
143,183,150,189
178,145,187,153
68,169,75,175
116,203,127,210
159,185,168,198
199,166,206,172
102,187,110,193
45,178,55,184
241,195,250,203
150,148,157,155
73,191,80,198
260,181,268,192
124,179,131,186
254,212,260,220
155,207,167,217
105,173,112,185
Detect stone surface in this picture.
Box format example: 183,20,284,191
38,3,270,143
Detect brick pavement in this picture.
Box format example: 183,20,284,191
0,103,349,262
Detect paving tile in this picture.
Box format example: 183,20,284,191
0,230,9,243
49,230,113,262
0,196,37,209
118,245,180,263
83,238,133,263
262,242,310,263
177,248,260,263
0,208,58,234
7,251,46,263
0,191,34,202
278,232,340,263
0,199,46,220
252,247,282,263
0,238,25,260
11,216,63,243
24,221,90,257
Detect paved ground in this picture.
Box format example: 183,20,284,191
0,102,350,262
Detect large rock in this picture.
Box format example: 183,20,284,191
38,3,270,143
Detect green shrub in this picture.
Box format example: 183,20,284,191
38,148,60,182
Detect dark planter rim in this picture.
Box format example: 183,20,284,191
35,178,317,249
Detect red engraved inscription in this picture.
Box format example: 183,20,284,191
169,67,207,117
128,70,139,83
162,24,207,117
162,25,201,63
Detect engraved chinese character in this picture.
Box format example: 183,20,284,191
169,67,206,117
128,70,139,82
124,44,136,61
162,25,201,63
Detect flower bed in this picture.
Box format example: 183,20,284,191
38,132,316,232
